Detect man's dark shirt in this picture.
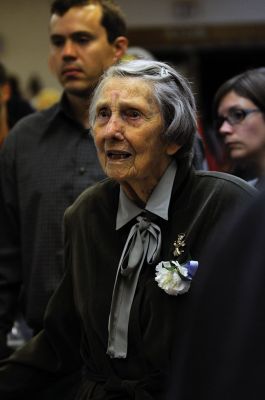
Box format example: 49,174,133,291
0,94,105,339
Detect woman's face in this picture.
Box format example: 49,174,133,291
217,90,265,162
92,77,178,198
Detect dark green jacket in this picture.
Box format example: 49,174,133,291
0,162,255,399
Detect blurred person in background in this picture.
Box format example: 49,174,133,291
0,0,128,359
212,67,265,188
0,64,34,148
27,74,61,111
31,87,61,110
168,189,265,400
26,74,44,101
0,63,10,147
7,75,35,128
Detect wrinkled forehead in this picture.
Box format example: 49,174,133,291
97,76,157,105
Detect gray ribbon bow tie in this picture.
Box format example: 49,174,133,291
107,214,161,359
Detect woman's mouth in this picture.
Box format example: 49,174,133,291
106,150,132,160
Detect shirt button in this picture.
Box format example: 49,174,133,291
79,167,86,175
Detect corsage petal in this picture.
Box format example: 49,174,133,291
155,259,198,296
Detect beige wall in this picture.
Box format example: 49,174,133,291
0,1,57,92
0,0,264,93
120,0,265,27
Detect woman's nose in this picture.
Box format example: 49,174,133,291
219,120,234,136
105,115,124,140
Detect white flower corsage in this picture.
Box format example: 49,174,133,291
155,260,199,296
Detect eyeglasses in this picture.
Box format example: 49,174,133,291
215,108,261,130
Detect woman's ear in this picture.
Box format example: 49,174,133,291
166,142,182,156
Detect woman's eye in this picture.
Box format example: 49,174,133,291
232,110,245,120
125,109,141,119
97,108,110,120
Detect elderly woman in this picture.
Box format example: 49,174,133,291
0,60,255,399
212,67,265,187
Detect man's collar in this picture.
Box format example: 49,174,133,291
59,93,91,132
116,160,177,230
60,92,76,120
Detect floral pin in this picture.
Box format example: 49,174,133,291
155,233,199,296
155,260,199,296
173,233,186,257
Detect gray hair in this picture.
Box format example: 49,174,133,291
89,59,197,161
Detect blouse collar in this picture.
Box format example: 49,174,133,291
116,160,177,230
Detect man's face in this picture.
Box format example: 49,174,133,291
49,4,125,96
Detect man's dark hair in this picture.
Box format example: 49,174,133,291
0,63,8,86
50,0,127,43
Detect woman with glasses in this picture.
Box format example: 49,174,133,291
213,67,265,187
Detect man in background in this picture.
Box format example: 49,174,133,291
0,0,128,358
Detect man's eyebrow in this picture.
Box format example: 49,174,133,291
50,31,95,39
50,33,63,38
50,33,65,44
71,31,96,38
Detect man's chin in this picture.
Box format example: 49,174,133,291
63,80,98,98
64,86,93,98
